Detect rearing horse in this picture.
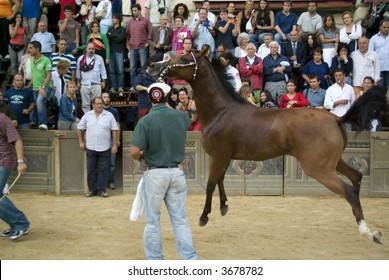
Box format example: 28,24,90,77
152,51,386,244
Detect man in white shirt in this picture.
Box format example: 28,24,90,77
145,0,171,27
76,43,107,113
324,69,355,121
77,96,118,198
350,36,380,97
257,33,280,59
30,21,56,57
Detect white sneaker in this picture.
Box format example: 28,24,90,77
4,54,10,60
118,87,124,92
3,183,9,195
39,124,48,130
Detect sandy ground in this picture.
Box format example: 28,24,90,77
0,192,388,260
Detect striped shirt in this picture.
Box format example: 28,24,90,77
0,113,20,170
51,53,77,82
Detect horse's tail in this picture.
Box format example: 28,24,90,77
339,86,388,131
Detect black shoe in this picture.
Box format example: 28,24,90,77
85,191,96,197
98,191,108,198
10,228,29,241
1,229,12,237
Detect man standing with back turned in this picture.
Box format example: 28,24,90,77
130,82,197,260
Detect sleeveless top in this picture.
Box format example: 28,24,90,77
240,13,251,33
180,99,197,119
10,26,25,45
256,11,271,27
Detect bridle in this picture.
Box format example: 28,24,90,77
159,51,198,82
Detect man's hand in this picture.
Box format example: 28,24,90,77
18,162,27,174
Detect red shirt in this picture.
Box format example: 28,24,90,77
127,16,152,49
279,92,310,108
0,113,20,170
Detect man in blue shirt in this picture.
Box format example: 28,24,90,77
4,74,35,129
263,41,292,105
274,0,298,45
303,74,326,108
133,59,156,119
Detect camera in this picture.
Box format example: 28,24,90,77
158,7,165,14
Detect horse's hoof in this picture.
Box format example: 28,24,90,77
373,231,384,245
199,216,209,227
220,205,228,216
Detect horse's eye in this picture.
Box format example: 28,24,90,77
181,57,187,63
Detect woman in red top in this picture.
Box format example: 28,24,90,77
279,79,309,108
8,12,26,76
177,87,201,131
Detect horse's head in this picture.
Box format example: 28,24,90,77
150,51,199,82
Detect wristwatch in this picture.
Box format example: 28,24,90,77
17,159,25,164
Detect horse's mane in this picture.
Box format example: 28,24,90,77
341,86,388,131
207,57,246,104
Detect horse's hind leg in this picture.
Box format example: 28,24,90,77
199,157,230,226
336,159,384,244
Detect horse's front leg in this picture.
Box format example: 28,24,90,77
199,158,229,226
218,165,229,216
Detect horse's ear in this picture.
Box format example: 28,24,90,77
198,48,208,57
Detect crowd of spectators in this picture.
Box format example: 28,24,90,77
0,0,388,132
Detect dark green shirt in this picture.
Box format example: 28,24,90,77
131,104,191,167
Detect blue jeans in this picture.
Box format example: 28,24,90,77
248,33,258,49
129,47,148,87
86,148,111,194
109,153,116,184
30,86,53,125
109,51,124,88
142,168,197,260
0,167,30,232
274,32,291,45
257,32,273,46
379,71,389,89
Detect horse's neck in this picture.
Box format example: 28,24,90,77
189,63,230,124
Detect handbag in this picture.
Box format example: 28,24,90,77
361,14,375,29
95,6,107,20
10,43,24,52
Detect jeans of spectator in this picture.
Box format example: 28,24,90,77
322,48,335,68
80,84,102,113
248,33,258,49
126,106,138,124
8,45,23,76
41,52,52,58
274,32,291,45
0,18,11,57
80,23,89,45
17,123,31,129
99,23,112,35
109,153,116,184
57,119,78,131
142,168,197,260
23,17,38,42
30,86,52,125
0,166,30,233
109,51,124,89
129,47,148,87
258,32,273,46
264,80,287,106
86,148,111,194
379,71,389,89
66,43,76,55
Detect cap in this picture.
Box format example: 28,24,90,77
147,82,171,103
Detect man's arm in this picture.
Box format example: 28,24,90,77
15,139,27,174
111,130,118,154
130,146,143,160
77,129,86,150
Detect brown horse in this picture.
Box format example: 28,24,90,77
152,51,387,244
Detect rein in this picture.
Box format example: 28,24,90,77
159,51,198,82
